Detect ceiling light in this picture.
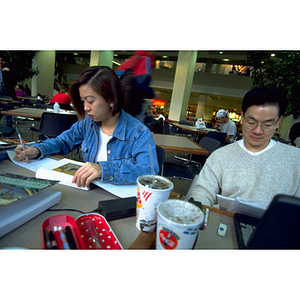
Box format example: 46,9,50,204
271,53,275,57
223,59,229,61
219,52,223,54
162,56,168,59
74,53,78,56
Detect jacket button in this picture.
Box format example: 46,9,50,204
108,150,111,154
109,176,113,181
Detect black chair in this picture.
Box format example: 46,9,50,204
163,137,221,180
206,131,227,147
34,104,53,109
156,145,165,176
164,121,170,134
153,118,163,134
190,137,221,167
28,112,78,141
0,126,15,137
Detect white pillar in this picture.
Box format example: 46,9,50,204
168,51,197,122
90,51,113,68
35,51,56,100
196,94,206,118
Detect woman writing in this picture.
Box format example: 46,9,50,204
14,66,159,187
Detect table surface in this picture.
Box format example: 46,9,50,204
153,133,209,155
0,158,238,250
1,107,48,119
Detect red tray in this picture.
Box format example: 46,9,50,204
42,215,86,249
42,214,122,250
76,214,123,250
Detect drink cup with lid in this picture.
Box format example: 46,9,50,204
156,199,204,249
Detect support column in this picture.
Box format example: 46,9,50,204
35,51,55,100
196,94,206,118
90,51,113,68
168,51,197,122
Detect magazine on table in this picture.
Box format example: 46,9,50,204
0,172,59,207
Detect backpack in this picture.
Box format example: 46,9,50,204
119,56,144,117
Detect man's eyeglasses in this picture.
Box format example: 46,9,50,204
244,117,279,132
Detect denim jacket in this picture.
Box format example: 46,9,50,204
34,110,159,185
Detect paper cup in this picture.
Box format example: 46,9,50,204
136,175,173,233
156,199,204,249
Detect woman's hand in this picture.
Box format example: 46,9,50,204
14,145,41,162
72,162,102,188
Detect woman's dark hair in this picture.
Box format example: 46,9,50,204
289,122,300,146
70,66,125,120
242,86,287,117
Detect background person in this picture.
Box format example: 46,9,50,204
50,89,71,106
116,51,159,123
288,122,300,148
191,86,300,207
215,109,237,143
14,66,159,187
0,54,17,127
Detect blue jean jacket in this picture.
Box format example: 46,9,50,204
34,110,159,185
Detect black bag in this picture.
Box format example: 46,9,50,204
119,56,143,117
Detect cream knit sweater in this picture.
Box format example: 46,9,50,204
190,140,300,206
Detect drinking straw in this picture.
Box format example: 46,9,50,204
148,144,155,177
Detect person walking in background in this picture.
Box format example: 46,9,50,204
116,51,159,123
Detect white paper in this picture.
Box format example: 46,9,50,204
92,180,137,198
8,151,137,197
217,194,267,218
7,150,56,172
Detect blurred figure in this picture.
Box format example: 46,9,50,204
116,51,158,123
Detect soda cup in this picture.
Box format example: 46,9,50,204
136,175,173,233
156,199,204,249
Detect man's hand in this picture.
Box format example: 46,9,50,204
72,162,102,188
14,145,41,162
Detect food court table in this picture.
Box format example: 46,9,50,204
0,158,238,249
1,107,48,119
153,133,209,156
170,123,218,141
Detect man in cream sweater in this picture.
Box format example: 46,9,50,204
191,87,300,207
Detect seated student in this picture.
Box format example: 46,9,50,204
50,89,71,105
288,122,300,148
214,109,237,144
191,86,300,207
14,66,159,187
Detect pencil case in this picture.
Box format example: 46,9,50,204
42,213,123,250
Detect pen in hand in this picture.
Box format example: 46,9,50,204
16,126,29,163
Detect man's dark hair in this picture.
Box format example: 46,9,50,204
242,86,287,117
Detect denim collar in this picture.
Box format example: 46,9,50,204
88,109,126,141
